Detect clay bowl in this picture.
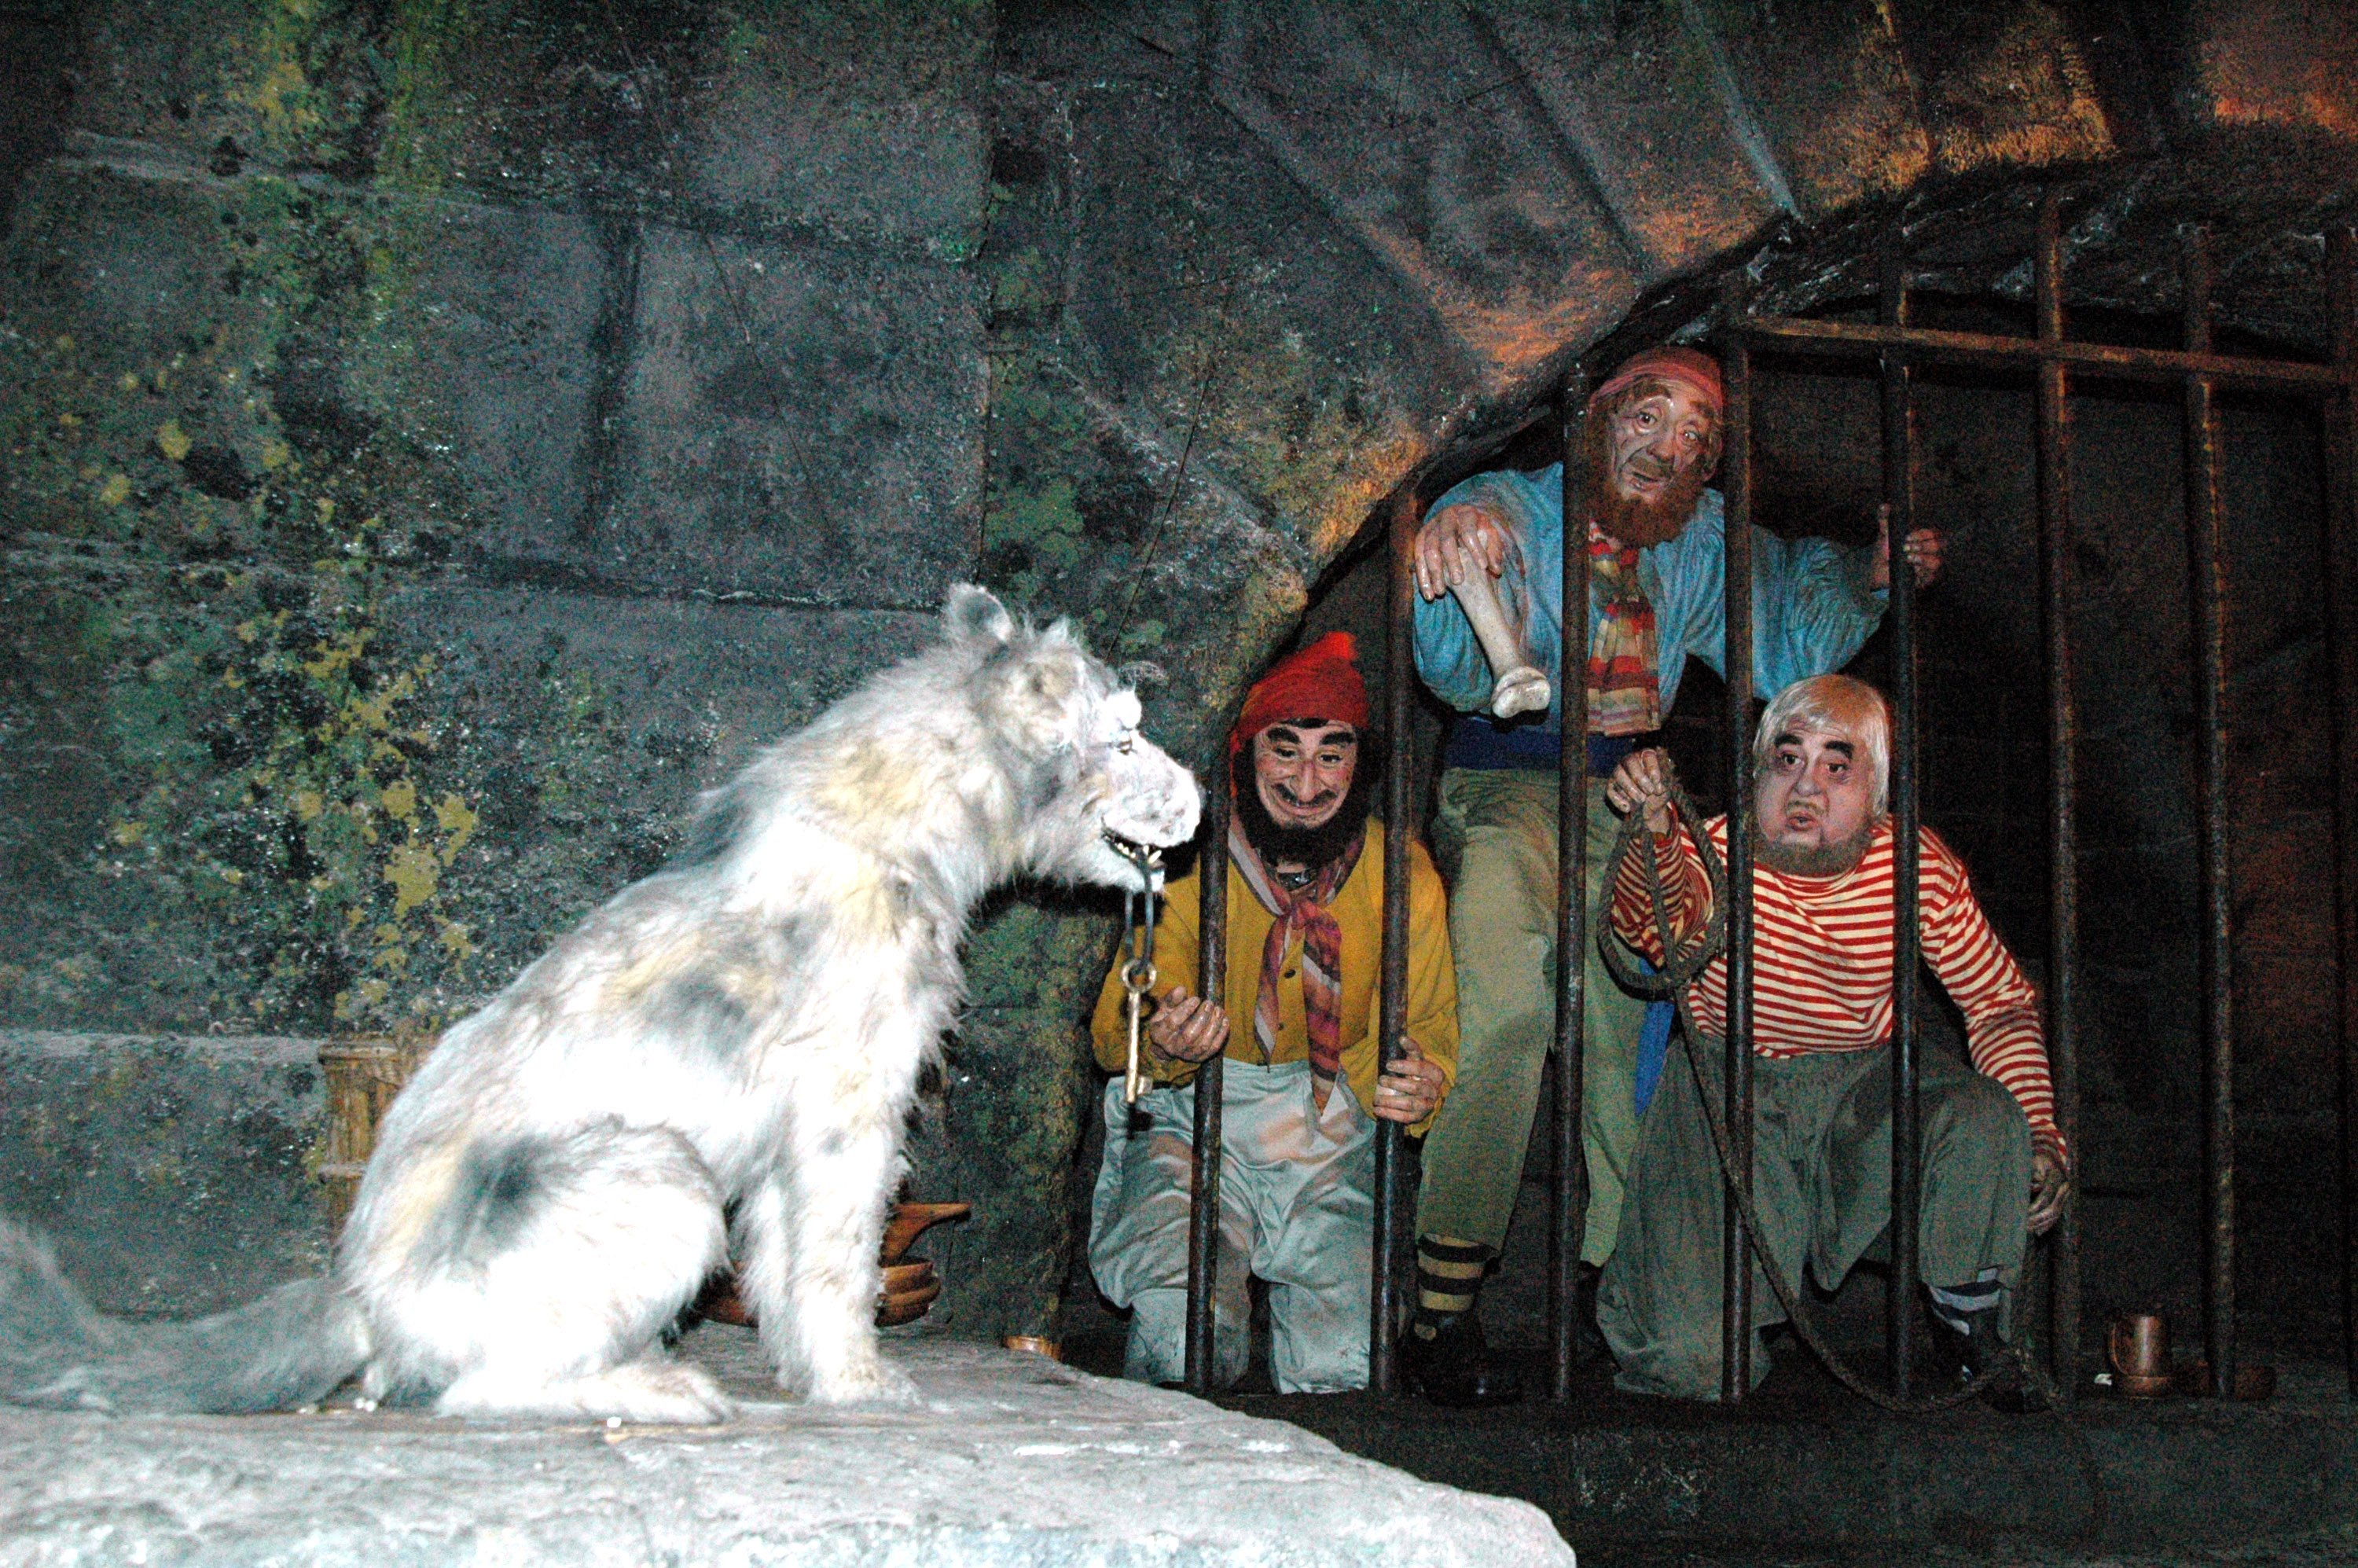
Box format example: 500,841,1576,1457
696,1280,755,1328
693,1201,968,1329
876,1260,942,1327
881,1202,971,1264
1002,1335,1062,1361
693,1261,939,1330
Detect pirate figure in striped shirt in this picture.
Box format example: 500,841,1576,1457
1600,674,2070,1406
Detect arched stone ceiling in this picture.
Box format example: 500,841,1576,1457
982,0,2358,768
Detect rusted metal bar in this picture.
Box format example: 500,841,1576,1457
2181,226,2239,1402
1738,314,2345,392
1183,777,1230,1394
2326,228,2358,1398
1371,487,1420,1394
2035,191,2084,1404
1879,248,1923,1400
1721,274,1759,1402
1552,362,1594,1401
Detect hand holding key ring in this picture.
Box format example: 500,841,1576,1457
1112,840,1165,1104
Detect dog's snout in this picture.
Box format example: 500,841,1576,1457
1164,794,1202,845
1163,762,1203,842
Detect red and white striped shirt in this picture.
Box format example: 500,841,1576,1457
1611,815,2065,1164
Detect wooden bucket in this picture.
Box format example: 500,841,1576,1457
316,1035,432,1232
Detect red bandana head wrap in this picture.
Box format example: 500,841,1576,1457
1230,631,1370,758
1588,345,1724,420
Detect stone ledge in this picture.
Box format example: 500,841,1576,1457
0,1030,319,1067
0,1331,1575,1567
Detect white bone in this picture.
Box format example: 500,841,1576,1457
1449,567,1552,719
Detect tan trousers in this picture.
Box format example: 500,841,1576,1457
1416,768,1651,1266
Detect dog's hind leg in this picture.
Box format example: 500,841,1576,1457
365,1121,730,1423
740,1105,916,1407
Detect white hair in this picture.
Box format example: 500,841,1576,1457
1752,674,1891,815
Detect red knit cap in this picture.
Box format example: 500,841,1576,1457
1230,631,1370,756
1589,345,1723,417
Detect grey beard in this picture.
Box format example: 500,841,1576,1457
1752,821,1875,878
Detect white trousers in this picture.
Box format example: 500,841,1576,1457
1088,1059,1376,1394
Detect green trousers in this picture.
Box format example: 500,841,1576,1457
1598,1035,2033,1401
1416,768,1650,1267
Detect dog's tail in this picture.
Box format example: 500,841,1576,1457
0,1216,369,1414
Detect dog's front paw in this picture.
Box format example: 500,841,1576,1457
799,1355,920,1408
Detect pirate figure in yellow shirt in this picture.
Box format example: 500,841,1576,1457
1089,633,1460,1392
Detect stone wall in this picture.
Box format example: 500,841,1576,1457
0,0,1018,1324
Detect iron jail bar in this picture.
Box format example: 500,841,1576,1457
2333,230,2358,1401
1879,247,1926,1401
2034,193,2085,1406
2182,226,2238,1402
1369,490,1419,1394
1181,778,1229,1392
1174,218,2356,1405
1720,277,1761,1398
1552,367,1596,1400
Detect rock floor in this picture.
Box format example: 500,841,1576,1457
0,1325,1572,1566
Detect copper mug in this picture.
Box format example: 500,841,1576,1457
2108,1313,2170,1386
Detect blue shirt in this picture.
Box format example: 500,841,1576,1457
1411,464,1888,769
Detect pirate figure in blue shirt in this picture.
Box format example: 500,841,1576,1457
1402,346,1945,1405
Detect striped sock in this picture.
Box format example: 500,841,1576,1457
1412,1235,1492,1341
1927,1266,2003,1335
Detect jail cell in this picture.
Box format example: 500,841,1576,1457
1170,200,2358,1408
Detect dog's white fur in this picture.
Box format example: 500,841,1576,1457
0,586,1199,1423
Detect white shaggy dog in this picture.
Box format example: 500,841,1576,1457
0,586,1199,1422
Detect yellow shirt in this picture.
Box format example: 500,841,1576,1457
1090,822,1459,1135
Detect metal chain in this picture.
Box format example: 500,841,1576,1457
1115,842,1165,1105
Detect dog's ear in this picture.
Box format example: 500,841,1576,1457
943,584,1013,648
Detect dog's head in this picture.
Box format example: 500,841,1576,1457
944,585,1200,889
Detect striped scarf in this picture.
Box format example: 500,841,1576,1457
1587,524,1661,736
1230,819,1364,1111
